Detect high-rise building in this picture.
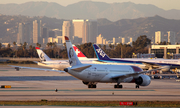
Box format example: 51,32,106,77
72,19,84,39
129,37,133,43
96,34,103,44
155,31,164,44
62,21,73,43
103,38,106,44
167,31,176,44
72,19,97,44
17,23,31,45
42,28,48,44
33,20,42,44
113,37,116,44
23,23,31,44
83,20,97,43
17,23,24,45
122,38,126,44
49,31,55,38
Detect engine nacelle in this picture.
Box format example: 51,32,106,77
82,81,89,85
160,66,170,72
135,75,151,86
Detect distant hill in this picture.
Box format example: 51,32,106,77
0,1,180,21
98,15,180,42
0,14,180,43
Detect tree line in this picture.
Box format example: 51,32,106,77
0,35,151,59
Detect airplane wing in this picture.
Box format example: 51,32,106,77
8,65,65,73
141,61,161,68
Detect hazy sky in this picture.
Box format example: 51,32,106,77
0,0,180,10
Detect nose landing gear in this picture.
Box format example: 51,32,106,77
114,84,123,88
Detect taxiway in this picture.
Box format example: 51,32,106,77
0,65,179,101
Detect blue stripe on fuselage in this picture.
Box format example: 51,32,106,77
99,59,180,68
98,59,143,65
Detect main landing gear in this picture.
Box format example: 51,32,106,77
136,85,139,88
88,84,96,88
114,84,123,88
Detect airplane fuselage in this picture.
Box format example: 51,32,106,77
100,58,180,69
66,64,142,83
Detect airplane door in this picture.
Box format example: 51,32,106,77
83,69,91,79
87,71,91,78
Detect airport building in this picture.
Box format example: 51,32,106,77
149,44,180,58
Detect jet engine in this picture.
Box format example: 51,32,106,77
82,81,89,85
160,65,170,72
135,75,151,86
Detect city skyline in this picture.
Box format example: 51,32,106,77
0,0,180,10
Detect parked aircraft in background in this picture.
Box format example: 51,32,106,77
63,36,161,88
93,44,176,72
35,47,69,70
35,46,97,70
11,45,99,72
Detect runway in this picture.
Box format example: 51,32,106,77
0,65,180,101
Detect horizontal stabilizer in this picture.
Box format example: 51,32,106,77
71,65,92,72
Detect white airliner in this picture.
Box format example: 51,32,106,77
63,36,161,88
35,47,69,70
11,45,100,72
93,44,173,72
10,46,92,72
35,45,122,70
35,46,96,70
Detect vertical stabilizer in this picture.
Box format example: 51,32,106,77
72,45,88,60
93,44,111,60
65,36,82,66
36,47,52,62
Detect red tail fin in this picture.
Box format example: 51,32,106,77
73,45,87,58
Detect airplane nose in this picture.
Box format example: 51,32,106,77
64,68,68,72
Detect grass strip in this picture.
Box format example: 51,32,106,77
0,101,180,107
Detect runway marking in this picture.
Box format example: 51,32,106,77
0,89,155,92
0,70,8,71
0,95,179,97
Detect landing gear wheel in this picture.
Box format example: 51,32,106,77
93,85,96,88
88,85,96,88
136,85,139,88
114,85,123,88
